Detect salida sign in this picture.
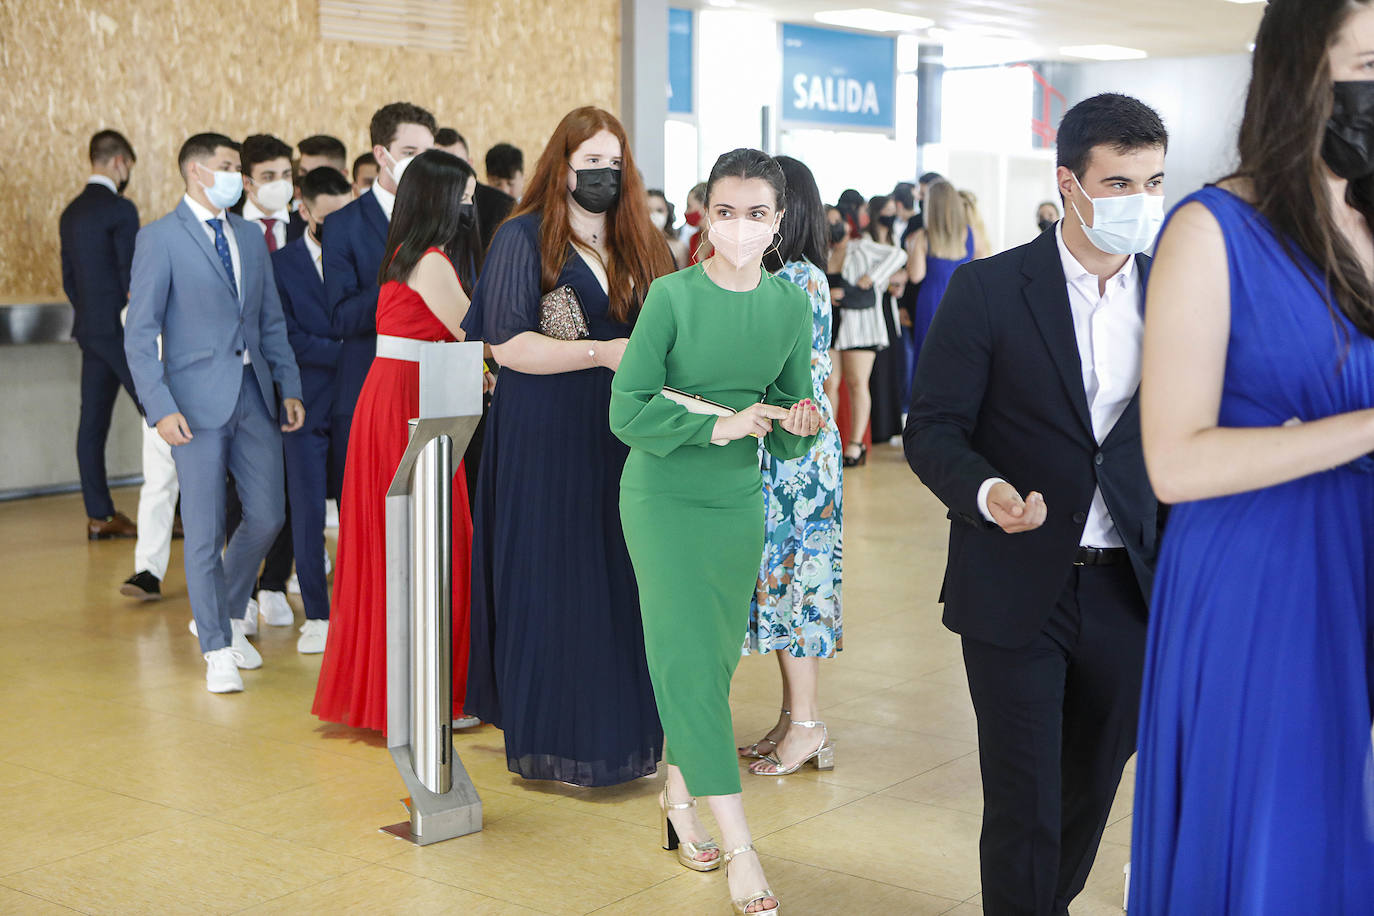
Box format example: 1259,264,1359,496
781,23,896,132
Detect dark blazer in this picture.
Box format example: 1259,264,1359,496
286,209,307,243
903,228,1164,649
323,189,387,418
475,182,515,253
273,237,338,425
59,182,140,341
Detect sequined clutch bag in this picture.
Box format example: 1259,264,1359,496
538,284,590,340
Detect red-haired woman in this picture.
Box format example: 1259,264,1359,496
461,107,677,786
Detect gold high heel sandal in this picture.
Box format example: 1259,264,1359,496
738,708,790,760
724,844,779,914
660,790,722,872
748,720,834,777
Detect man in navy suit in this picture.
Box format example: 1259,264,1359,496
289,135,348,243
60,130,142,540
324,101,435,464
125,132,304,694
274,167,352,654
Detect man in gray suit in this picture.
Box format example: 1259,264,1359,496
125,132,305,694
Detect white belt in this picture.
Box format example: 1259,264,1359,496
375,334,423,362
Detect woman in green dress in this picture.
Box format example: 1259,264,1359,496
611,149,822,916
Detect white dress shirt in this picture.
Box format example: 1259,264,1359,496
303,230,324,282
87,174,118,194
242,198,290,250
182,194,249,364
978,223,1143,547
371,181,396,221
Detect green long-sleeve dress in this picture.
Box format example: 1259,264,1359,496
610,263,818,797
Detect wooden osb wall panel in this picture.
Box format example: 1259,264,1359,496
0,0,620,298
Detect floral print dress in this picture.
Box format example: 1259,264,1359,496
744,260,844,658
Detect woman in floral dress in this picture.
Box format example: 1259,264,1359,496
740,156,844,776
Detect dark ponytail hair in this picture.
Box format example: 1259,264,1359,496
704,148,787,211
380,149,483,291
765,156,827,272
1236,0,1374,340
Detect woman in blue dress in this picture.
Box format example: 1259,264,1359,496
461,107,677,786
903,179,974,401
1132,1,1374,909
738,156,844,776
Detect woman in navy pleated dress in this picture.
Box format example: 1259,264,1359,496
461,107,676,786
1131,2,1374,910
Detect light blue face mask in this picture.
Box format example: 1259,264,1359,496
200,165,244,210
1071,173,1164,256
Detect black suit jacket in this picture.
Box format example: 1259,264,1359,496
474,182,515,253
273,237,338,425
286,209,307,243
903,228,1165,649
59,182,140,341
323,189,388,419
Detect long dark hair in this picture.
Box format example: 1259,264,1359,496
837,188,865,236
511,106,675,323
865,195,892,243
380,149,483,291
765,156,826,272
1237,0,1374,339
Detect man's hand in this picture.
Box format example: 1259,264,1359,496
156,412,193,446
987,482,1047,534
281,398,306,433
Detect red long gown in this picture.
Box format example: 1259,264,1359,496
312,255,473,734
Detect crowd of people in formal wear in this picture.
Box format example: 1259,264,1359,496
55,1,1374,909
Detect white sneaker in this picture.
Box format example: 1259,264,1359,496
231,618,262,669
204,648,244,693
286,572,301,595
297,619,328,654
241,598,260,636
324,499,339,529
453,715,482,729
258,589,293,626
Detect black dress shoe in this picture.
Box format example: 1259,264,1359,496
120,570,162,601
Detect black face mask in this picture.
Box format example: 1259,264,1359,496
1324,81,1374,180
878,214,896,230
828,222,847,244
1038,218,1055,233
458,201,476,230
571,167,621,214
313,218,325,244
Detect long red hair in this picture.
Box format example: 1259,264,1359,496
511,106,675,323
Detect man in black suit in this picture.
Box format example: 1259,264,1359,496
290,135,348,243
61,129,142,539
903,93,1169,916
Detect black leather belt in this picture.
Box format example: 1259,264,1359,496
1074,547,1128,567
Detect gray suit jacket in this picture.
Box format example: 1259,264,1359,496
125,200,302,430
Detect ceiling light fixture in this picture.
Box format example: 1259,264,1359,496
1059,44,1148,61
813,8,935,33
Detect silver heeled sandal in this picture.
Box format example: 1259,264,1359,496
660,789,722,872
748,720,834,777
724,844,779,914
739,707,791,759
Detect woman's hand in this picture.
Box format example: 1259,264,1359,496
593,338,630,372
856,275,874,290
712,403,790,442
779,400,822,437
482,369,497,394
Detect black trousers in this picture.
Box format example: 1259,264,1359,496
961,563,1147,916
76,334,140,518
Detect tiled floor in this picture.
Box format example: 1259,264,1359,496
0,446,1132,914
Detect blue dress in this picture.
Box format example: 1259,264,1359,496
1130,187,1374,912
461,214,663,786
905,228,974,402
746,260,844,657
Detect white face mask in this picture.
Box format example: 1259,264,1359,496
253,178,294,214
649,209,668,230
1070,173,1164,256
385,149,416,188
199,165,243,211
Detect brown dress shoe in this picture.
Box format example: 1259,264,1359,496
88,512,138,540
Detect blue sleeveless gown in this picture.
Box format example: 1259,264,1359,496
1130,186,1374,912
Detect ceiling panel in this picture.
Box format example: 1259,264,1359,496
685,0,1266,60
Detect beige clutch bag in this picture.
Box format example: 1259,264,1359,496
661,386,734,446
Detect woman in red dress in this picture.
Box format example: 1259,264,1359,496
313,149,487,733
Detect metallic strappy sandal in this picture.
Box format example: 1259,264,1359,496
738,708,791,759
724,844,780,914
748,720,834,777
660,789,722,872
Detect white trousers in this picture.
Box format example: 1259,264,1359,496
133,422,179,580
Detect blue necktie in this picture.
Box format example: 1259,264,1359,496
205,218,239,301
